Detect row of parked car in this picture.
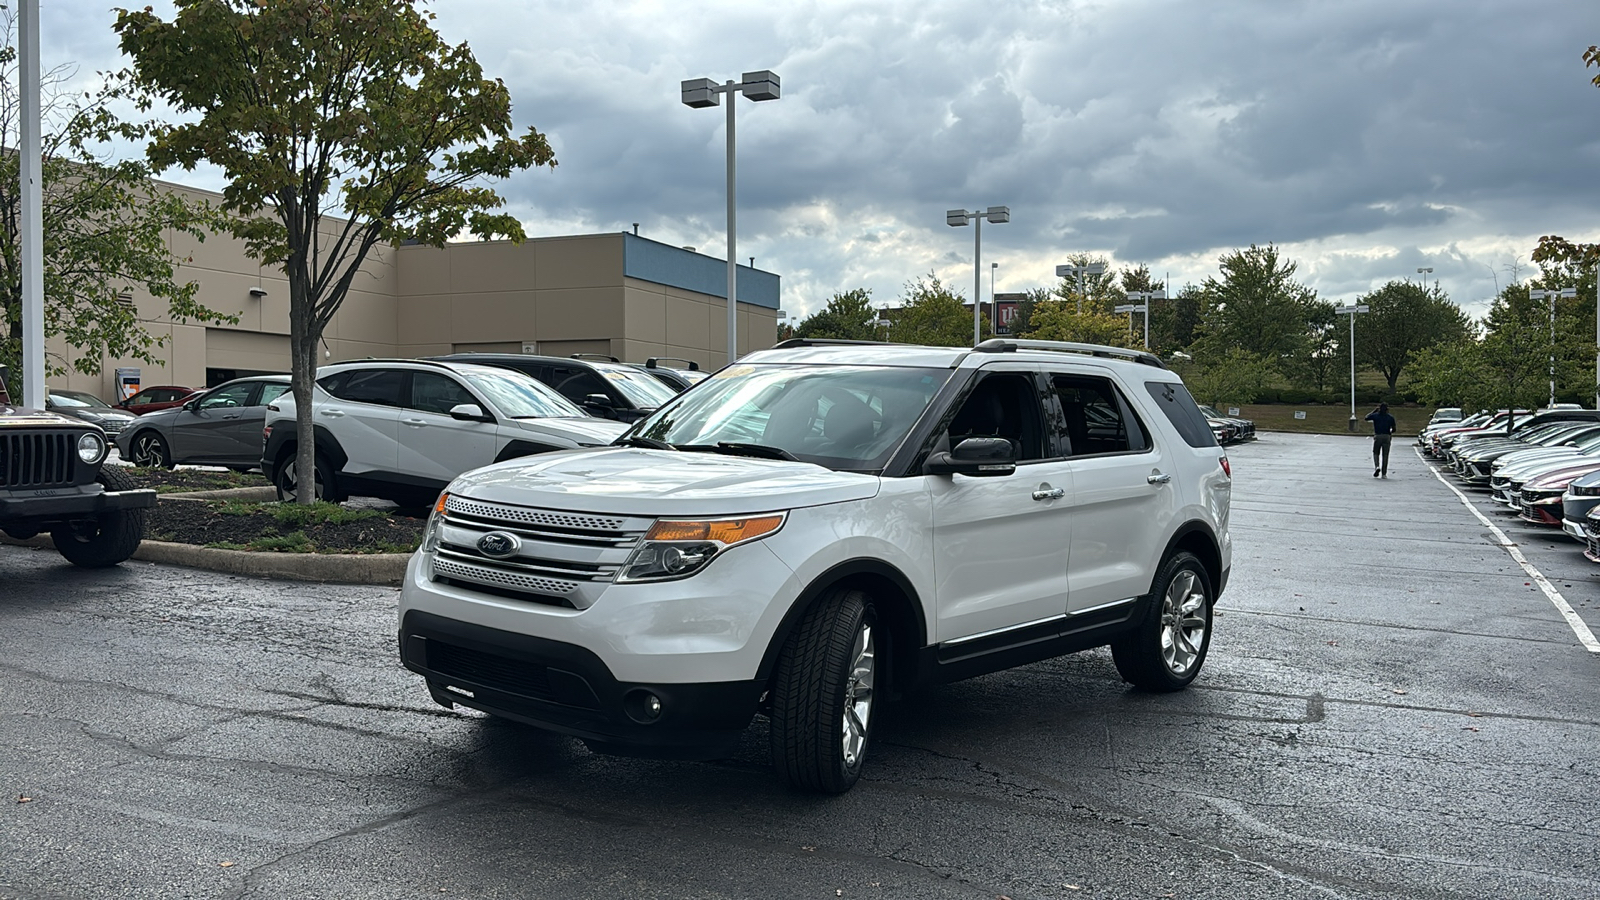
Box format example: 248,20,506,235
1419,405,1600,560
106,353,713,506
1198,406,1256,444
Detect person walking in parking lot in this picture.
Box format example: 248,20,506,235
1366,403,1396,477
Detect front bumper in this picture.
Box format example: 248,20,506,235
400,610,764,759
0,485,156,525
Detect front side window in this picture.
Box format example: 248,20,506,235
944,371,1047,461
632,364,953,471
548,366,610,405
1050,373,1149,456
408,373,477,415
51,390,111,409
198,382,255,410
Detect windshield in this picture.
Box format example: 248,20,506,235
628,364,954,471
462,368,586,419
598,364,678,407
50,390,112,409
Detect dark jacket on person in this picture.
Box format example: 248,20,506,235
1365,409,1396,435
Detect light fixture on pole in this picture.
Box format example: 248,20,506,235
1056,262,1107,315
875,304,891,342
1530,287,1577,407
682,69,782,365
1336,303,1370,431
947,206,1010,346
1416,266,1432,286
1119,290,1166,349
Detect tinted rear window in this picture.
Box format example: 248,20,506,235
1145,381,1218,448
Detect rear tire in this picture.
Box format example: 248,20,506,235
1111,552,1213,692
769,587,879,794
274,451,342,503
51,467,146,568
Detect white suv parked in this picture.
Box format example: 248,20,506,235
398,340,1232,792
262,359,628,507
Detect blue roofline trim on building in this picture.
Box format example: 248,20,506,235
622,233,780,309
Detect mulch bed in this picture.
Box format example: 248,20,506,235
149,498,425,554
122,467,272,494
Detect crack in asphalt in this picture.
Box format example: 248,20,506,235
1218,606,1580,645
1193,683,1600,728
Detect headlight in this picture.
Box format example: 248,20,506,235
618,514,786,583
423,493,448,553
77,431,106,463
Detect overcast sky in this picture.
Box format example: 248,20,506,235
35,0,1600,321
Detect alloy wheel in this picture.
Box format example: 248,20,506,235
841,623,875,768
132,434,165,467
1159,569,1209,676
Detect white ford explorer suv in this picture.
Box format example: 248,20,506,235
399,339,1232,792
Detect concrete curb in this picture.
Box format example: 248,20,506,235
2,534,409,586
160,486,277,501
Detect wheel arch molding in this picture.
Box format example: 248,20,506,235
755,558,929,694
264,420,350,476
1156,520,1223,600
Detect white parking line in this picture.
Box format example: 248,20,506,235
1416,448,1600,654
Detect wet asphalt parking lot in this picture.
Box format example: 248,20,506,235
3,432,1598,900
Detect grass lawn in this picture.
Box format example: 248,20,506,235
1232,404,1436,436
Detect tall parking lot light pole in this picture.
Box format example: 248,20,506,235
20,0,43,409
1056,262,1106,315
1416,266,1432,286
682,70,781,365
1120,289,1165,349
1530,287,1577,408
947,206,1010,346
1337,303,1370,431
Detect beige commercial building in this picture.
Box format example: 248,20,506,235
50,182,782,400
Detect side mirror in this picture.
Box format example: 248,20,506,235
448,403,491,422
583,393,615,409
925,437,1017,477
182,398,200,411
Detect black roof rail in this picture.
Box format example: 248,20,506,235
329,357,466,371
645,357,700,371
570,353,620,363
971,339,1166,369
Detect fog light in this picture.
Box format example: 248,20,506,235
645,694,662,717
623,688,665,724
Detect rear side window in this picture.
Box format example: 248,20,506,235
1145,381,1218,448
321,369,404,406
1049,374,1150,456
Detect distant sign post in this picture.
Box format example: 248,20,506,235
1294,410,1307,420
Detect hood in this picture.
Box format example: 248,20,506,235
0,405,93,428
1527,461,1600,490
503,415,628,446
447,447,881,517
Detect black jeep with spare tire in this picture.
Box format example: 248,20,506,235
0,367,155,567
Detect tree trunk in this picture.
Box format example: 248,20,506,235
288,275,320,506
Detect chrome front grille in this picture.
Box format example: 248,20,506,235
0,430,75,489
431,495,652,608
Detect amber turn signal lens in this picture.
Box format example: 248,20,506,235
434,492,450,515
645,515,784,545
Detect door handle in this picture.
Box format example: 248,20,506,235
402,418,427,427
1032,487,1065,501
221,414,241,420
1147,472,1172,484
318,409,344,418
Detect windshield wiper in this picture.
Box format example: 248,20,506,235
613,435,677,451
679,441,798,461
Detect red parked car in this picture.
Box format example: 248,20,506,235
114,385,197,415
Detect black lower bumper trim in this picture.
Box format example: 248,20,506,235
400,610,763,760
0,487,156,524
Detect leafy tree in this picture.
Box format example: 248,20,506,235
116,0,556,502
1173,348,1273,407
0,8,233,397
1053,252,1122,316
1531,234,1600,405
1193,244,1317,370
1477,285,1553,420
889,274,985,346
793,288,878,341
1026,300,1137,348
1353,281,1472,391
1284,299,1341,394
1007,287,1050,337
1147,283,1204,357
1409,342,1489,410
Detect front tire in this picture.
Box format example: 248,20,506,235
50,467,147,568
1111,552,1214,691
769,587,879,794
128,431,173,469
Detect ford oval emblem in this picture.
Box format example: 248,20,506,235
476,531,521,559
